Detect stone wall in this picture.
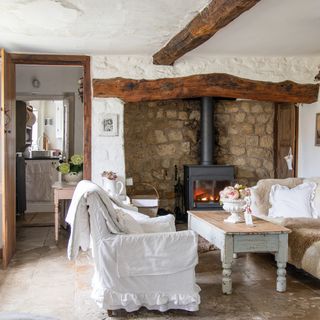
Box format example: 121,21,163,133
124,99,201,210
214,100,275,186
124,99,275,210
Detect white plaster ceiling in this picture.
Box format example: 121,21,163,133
0,0,319,56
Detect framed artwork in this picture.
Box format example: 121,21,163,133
316,113,320,146
100,113,119,136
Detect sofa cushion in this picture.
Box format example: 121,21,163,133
250,178,303,216
303,177,320,218
268,182,317,218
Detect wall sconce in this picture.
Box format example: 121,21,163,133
32,77,41,88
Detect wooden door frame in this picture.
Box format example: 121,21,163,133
11,53,92,179
2,53,91,268
1,49,16,268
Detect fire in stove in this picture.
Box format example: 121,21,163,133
194,189,220,203
193,180,223,205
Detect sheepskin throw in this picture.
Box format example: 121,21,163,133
281,218,320,277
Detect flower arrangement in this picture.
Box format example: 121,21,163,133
219,184,250,201
101,171,118,180
57,154,83,175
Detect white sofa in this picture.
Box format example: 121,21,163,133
66,180,200,313
250,177,320,279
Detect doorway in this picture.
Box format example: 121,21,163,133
1,53,92,268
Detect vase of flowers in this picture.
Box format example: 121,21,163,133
219,184,250,224
57,154,83,185
101,171,124,197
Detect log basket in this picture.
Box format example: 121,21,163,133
131,182,159,217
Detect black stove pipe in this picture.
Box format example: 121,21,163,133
200,97,214,165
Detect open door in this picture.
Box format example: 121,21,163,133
274,103,298,178
1,49,16,268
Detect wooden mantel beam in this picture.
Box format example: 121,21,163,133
153,0,261,65
93,73,319,104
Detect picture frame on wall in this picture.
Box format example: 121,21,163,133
100,113,119,137
316,113,320,146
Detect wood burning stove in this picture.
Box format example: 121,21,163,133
184,97,235,211
184,165,234,210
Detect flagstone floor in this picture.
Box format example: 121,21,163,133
1,213,320,320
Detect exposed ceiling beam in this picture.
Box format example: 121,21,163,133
153,0,261,65
93,73,319,104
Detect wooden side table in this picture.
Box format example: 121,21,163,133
52,182,76,242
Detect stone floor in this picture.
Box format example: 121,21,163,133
1,214,320,320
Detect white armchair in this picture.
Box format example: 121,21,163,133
66,181,200,314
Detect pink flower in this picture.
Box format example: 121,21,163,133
226,189,240,200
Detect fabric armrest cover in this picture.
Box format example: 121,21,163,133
139,214,176,233
116,230,198,277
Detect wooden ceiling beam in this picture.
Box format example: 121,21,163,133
93,73,319,104
153,0,261,65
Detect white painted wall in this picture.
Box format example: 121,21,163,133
91,55,320,186
298,101,320,177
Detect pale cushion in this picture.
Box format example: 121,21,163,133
250,178,303,216
116,209,176,234
303,178,320,218
268,182,317,218
116,209,144,234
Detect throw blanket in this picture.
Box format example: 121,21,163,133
281,218,320,268
66,180,124,259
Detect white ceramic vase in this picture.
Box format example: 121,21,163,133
63,171,83,185
221,198,247,224
102,177,124,197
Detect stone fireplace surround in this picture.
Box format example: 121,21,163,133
91,55,319,207
123,98,274,211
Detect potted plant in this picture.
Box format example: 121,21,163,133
219,184,250,223
57,154,83,185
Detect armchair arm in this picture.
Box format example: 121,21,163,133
116,230,198,277
139,214,176,233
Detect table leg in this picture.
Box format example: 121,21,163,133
54,194,59,242
275,234,288,292
221,236,233,294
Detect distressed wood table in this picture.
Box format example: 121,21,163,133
52,182,77,242
188,211,291,294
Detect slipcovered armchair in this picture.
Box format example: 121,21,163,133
66,180,200,314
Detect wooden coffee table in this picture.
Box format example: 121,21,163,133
188,211,291,294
